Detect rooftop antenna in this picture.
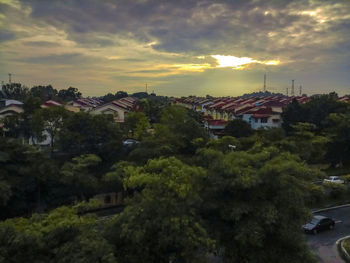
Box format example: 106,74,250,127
291,79,295,96
286,86,289,97
299,85,302,96
8,73,12,84
263,73,266,92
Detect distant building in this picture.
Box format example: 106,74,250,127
175,94,311,134
90,97,137,123
0,99,24,119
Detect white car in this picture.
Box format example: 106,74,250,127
323,176,345,184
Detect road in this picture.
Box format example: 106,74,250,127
306,206,350,263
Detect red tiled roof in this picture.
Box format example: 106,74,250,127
252,113,272,118
207,119,227,126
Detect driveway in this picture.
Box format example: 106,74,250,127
306,206,350,263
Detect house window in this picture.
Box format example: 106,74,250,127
272,119,279,123
254,118,258,123
261,118,268,123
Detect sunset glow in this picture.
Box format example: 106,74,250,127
212,55,280,69
0,0,349,96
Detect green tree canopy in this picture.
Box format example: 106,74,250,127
31,106,70,153
224,118,253,138
198,147,319,263
0,205,116,263
123,111,150,140
58,113,123,160
30,85,58,102
61,154,102,201
57,87,82,102
0,138,58,218
106,157,213,263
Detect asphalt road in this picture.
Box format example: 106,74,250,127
306,206,350,263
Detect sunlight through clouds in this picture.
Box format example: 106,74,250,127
211,55,280,69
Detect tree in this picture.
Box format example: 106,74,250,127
115,91,128,99
106,157,213,263
61,154,102,201
224,118,253,138
31,106,70,153
282,93,350,132
154,106,207,154
128,106,207,163
57,87,82,102
102,91,128,103
281,99,304,132
205,136,241,153
1,115,22,138
198,147,319,262
21,95,42,141
0,205,116,263
58,113,123,160
123,112,150,140
30,85,58,102
0,138,58,218
0,83,29,100
324,113,350,166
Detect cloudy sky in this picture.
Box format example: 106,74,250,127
0,0,349,97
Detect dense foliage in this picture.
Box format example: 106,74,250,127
0,86,349,262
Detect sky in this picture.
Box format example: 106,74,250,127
0,0,349,97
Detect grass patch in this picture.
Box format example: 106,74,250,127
343,238,350,256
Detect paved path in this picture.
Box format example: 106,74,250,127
306,206,350,263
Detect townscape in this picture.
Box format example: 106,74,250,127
1,0,350,262
1,82,350,262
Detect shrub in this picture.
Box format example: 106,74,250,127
323,182,346,199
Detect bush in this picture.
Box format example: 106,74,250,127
343,238,350,257
323,182,347,199
306,184,325,206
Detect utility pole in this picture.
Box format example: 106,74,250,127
299,85,302,96
145,83,148,93
8,73,12,84
263,73,266,92
291,80,294,96
286,86,289,97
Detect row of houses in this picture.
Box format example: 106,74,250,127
175,95,301,133
0,97,138,144
175,94,350,133
0,96,138,122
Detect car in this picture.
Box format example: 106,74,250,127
123,138,139,147
323,176,345,184
303,215,335,234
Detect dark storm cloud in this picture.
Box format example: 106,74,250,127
15,0,349,61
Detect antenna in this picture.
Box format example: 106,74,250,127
299,85,302,96
291,80,295,96
263,73,266,92
8,73,12,84
286,86,289,96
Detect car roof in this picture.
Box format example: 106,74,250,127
314,215,327,220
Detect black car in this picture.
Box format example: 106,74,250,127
303,215,335,234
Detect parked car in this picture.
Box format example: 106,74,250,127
303,215,335,234
323,176,345,184
123,138,139,147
